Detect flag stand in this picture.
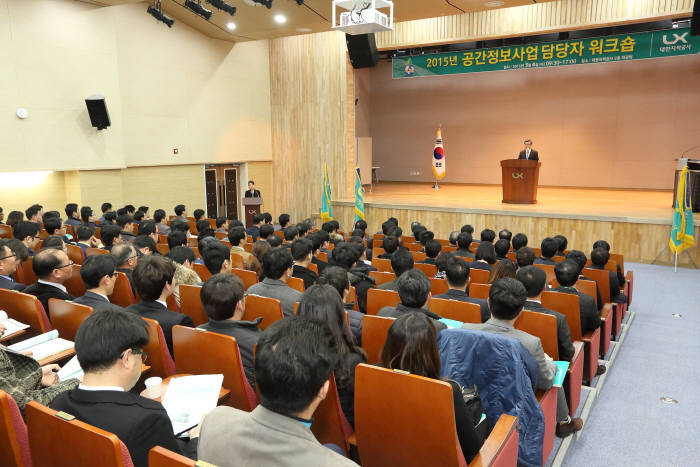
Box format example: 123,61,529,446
651,243,698,271
433,180,440,190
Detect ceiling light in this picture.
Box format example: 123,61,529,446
296,27,312,32
227,22,236,30
206,0,236,16
147,1,174,27
274,14,286,24
484,1,505,7
185,0,213,20
249,0,273,8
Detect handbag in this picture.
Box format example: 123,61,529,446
459,383,488,440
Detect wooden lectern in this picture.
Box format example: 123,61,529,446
242,198,263,228
500,160,541,204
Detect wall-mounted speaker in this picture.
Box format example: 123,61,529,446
346,33,379,69
85,95,111,130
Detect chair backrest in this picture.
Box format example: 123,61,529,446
533,263,556,284
366,288,401,316
582,268,611,304
307,262,319,274
48,299,93,341
311,373,350,456
0,389,31,467
470,414,519,467
0,224,13,239
148,446,195,467
165,293,180,313
85,248,109,256
574,279,598,308
0,289,52,336
192,263,211,282
585,258,618,274
108,272,136,308
155,244,170,256
506,251,516,262
287,277,305,293
404,243,422,252
610,253,624,277
25,401,134,467
178,285,209,327
515,310,559,360
232,268,259,290
430,278,449,295
361,315,395,364
370,257,393,273
410,251,427,262
430,297,481,324
16,259,37,286
317,251,328,262
469,283,491,300
65,244,85,265
541,291,582,341
172,326,257,412
64,264,87,298
354,364,467,467
230,252,245,270
369,271,395,286
141,318,176,378
243,295,283,330
414,262,437,277
469,269,490,285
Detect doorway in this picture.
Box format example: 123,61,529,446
205,164,239,220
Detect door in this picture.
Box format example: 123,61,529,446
224,168,238,220
205,169,217,218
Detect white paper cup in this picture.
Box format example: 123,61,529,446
144,377,162,398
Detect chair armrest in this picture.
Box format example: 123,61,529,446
469,414,518,467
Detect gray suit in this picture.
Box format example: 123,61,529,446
198,405,357,467
246,278,302,317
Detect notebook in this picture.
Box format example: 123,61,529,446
7,330,74,361
553,361,570,387
161,374,224,436
0,310,30,338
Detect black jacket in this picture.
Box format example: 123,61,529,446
125,301,194,356
72,291,115,312
378,303,447,331
454,249,474,259
523,300,575,361
292,265,318,290
0,275,25,291
434,289,490,323
311,256,328,274
244,189,261,198
552,286,600,334
518,149,539,161
23,282,74,314
50,389,182,467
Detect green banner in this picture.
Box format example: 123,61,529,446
393,28,700,79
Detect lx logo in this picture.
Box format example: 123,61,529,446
662,32,689,45
512,172,524,180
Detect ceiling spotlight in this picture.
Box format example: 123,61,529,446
147,1,174,27
227,22,236,30
274,14,286,24
206,0,236,15
250,0,273,9
185,0,213,20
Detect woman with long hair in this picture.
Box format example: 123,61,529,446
380,312,484,463
297,284,366,428
318,266,363,344
6,211,23,229
487,259,517,284
249,240,269,280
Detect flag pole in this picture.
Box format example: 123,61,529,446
433,124,441,190
674,251,678,272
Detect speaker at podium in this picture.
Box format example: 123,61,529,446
242,198,263,228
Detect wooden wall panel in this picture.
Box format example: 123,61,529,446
376,0,694,50
269,31,354,222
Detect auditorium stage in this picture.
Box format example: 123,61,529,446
332,182,700,266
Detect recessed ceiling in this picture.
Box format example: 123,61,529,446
84,0,555,43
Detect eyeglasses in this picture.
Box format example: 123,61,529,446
123,348,149,364
0,253,16,261
54,261,74,270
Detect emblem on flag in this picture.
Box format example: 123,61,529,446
432,127,446,180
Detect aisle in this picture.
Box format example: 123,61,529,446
562,263,700,466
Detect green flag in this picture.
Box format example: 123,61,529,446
320,163,333,222
354,167,365,222
669,165,694,253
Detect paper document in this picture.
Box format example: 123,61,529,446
57,355,84,382
438,318,464,329
553,361,570,387
0,310,30,337
161,374,224,435
7,330,74,361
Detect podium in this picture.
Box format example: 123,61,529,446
500,160,541,204
242,198,263,228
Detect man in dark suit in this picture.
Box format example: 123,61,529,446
565,250,603,311
290,238,318,290
454,232,475,259
246,214,264,242
534,237,558,266
13,221,41,257
590,247,627,304
50,309,191,467
198,274,262,388
553,260,601,335
417,239,441,265
309,233,328,274
73,255,118,311
23,248,74,312
244,180,261,198
377,248,414,292
125,256,194,356
111,243,138,294
378,235,399,259
378,270,447,331
517,266,574,361
433,257,490,322
0,240,25,291
517,138,539,161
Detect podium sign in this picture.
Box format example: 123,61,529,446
500,160,541,204
242,198,263,228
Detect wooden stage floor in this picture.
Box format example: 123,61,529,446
340,182,682,225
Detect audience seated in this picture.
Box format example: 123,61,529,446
552,260,601,334
201,241,232,276
259,224,275,241
434,251,453,279
80,206,97,228
565,250,603,310
487,259,517,283
75,225,99,253
215,216,229,233
283,225,299,246
590,247,627,303
297,284,366,428
246,214,264,242
246,247,301,317
125,256,194,356
534,237,558,265
250,241,270,279
100,224,123,252
0,239,26,291
454,232,474,259
462,278,582,437
319,265,363,342
134,235,157,256
154,209,170,235
480,228,496,243
193,209,205,222
25,204,43,223
378,269,446,331
133,210,145,225
49,310,192,467
117,215,136,242
499,228,512,242
73,254,119,311
23,248,75,311
593,240,625,286
111,243,138,294
168,246,202,306
471,242,496,271
174,204,188,221
199,317,356,465
277,213,290,231
228,226,253,265
137,220,159,242
167,230,187,250
380,312,484,462
434,258,489,322
417,239,441,265
494,238,510,261
554,235,568,256
291,238,318,289
198,274,261,388
512,233,528,251
516,247,536,268
138,206,150,219
42,235,67,253
98,202,113,223
309,233,328,274
6,210,24,228
102,211,117,225
329,243,375,314
379,235,398,259
13,221,40,257
377,248,413,292
517,266,575,361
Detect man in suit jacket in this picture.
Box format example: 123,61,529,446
378,270,447,332
124,256,194,356
563,250,603,311
416,239,441,265
246,247,302,317
534,237,558,266
454,232,475,259
50,309,191,467
291,238,318,290
433,257,490,322
246,214,264,242
13,221,41,257
590,247,627,303
461,278,582,438
553,260,601,334
23,248,75,312
198,317,357,467
518,138,539,161
111,243,138,295
72,254,119,312
309,233,328,274
0,240,25,291
244,180,261,198
377,248,413,292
